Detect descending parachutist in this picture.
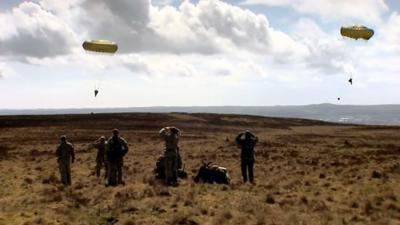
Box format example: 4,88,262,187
341,25,374,88
348,78,353,85
83,39,118,100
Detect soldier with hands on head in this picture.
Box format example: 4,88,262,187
92,136,107,179
159,126,181,186
236,130,258,184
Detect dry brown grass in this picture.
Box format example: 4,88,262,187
0,113,400,225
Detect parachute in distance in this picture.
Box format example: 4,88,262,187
82,39,118,98
340,26,374,41
82,40,118,54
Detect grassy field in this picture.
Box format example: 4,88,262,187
0,113,400,225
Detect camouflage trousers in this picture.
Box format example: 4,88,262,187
58,161,71,185
241,159,254,183
164,149,178,185
107,159,123,186
96,157,108,178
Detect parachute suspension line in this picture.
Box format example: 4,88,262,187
339,25,374,103
340,25,374,86
82,39,118,99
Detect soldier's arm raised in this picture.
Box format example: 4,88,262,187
235,133,243,144
159,127,168,137
248,132,256,138
93,141,103,149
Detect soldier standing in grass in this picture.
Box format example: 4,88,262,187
106,129,129,186
159,126,181,186
56,135,75,185
92,136,107,179
236,130,258,184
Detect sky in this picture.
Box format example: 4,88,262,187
0,0,399,109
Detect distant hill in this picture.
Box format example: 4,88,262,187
1,104,400,125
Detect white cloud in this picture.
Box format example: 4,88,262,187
376,12,400,53
0,0,302,58
241,0,388,24
0,0,397,90
152,0,181,6
0,0,375,90
0,0,310,67
37,0,306,56
0,2,77,59
0,0,354,84
292,18,349,75
0,62,15,79
349,12,400,85
149,0,308,57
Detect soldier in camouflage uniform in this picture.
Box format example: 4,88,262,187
159,127,180,186
236,130,258,184
92,136,107,178
106,129,128,186
56,135,75,185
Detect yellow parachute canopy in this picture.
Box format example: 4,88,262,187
340,26,374,40
82,40,118,53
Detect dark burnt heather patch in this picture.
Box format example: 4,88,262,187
192,113,335,128
351,125,400,131
0,113,174,129
0,144,16,160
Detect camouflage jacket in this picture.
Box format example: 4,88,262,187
56,141,75,163
106,136,128,162
93,141,106,160
159,128,180,150
236,133,258,160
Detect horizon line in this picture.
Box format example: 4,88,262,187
1,103,400,111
